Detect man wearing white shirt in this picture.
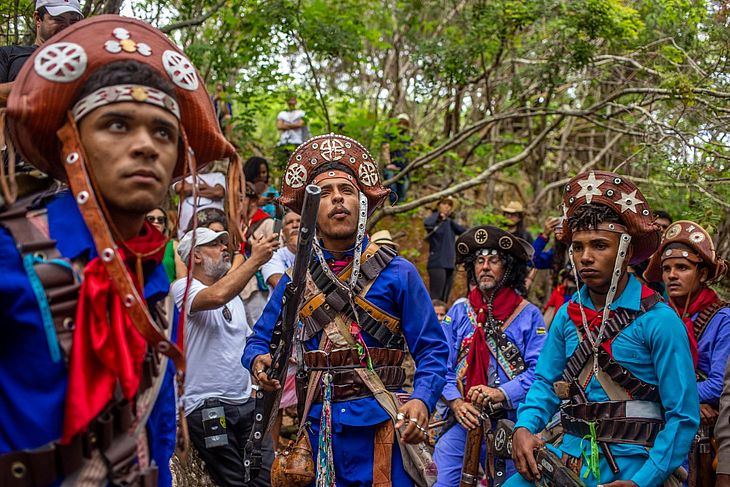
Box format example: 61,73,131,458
275,95,309,168
172,227,279,487
261,210,300,290
173,168,226,238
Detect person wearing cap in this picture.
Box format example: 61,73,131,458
172,227,278,487
504,171,699,487
0,0,82,102
381,113,412,204
243,134,448,486
643,221,729,480
2,16,244,486
500,201,533,244
433,226,547,486
425,196,467,302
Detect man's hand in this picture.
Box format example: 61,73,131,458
542,216,561,237
249,233,280,266
395,399,429,444
449,398,482,431
598,481,637,487
466,385,505,407
511,427,543,481
700,403,719,424
251,354,280,391
717,474,730,487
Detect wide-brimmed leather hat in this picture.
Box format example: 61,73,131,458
455,225,534,265
560,170,660,264
644,220,728,283
280,133,390,215
7,15,236,181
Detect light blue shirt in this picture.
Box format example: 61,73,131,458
514,274,699,487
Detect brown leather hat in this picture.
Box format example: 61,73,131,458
455,225,534,265
644,220,728,283
7,15,236,181
280,133,389,214
560,170,660,264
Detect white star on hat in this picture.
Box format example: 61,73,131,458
576,171,604,204
615,190,643,213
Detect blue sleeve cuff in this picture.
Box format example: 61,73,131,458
442,383,462,403
241,343,268,371
632,459,667,487
410,388,439,414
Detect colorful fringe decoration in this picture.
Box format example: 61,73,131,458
316,373,336,487
580,421,601,482
351,323,374,370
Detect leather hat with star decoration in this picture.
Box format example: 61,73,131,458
560,170,660,264
643,220,728,284
279,133,390,215
455,225,534,265
7,15,236,181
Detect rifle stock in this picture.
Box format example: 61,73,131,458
244,184,321,482
460,419,484,487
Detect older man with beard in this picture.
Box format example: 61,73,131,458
172,227,279,487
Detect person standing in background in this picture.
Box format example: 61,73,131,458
425,197,466,302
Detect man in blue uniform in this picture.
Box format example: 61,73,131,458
505,171,699,487
433,226,547,486
644,219,729,482
243,134,448,486
1,16,238,486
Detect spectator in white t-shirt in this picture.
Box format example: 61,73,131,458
172,227,279,487
173,167,226,238
275,95,309,168
261,210,300,290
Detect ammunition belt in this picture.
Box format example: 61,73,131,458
562,293,662,402
302,245,404,349
561,400,664,447
694,300,729,342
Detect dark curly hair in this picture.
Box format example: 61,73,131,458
464,250,529,297
75,60,176,103
567,204,622,233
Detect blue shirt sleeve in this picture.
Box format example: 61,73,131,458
531,234,554,270
424,212,439,231
441,304,466,403
394,259,449,412
631,305,700,486
514,302,570,434
241,274,289,371
697,309,730,406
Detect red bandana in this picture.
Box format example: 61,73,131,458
671,287,717,367
465,287,522,394
63,221,166,442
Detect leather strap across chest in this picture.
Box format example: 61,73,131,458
694,300,728,342
299,243,404,349
562,293,662,402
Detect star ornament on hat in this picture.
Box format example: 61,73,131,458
561,170,660,264
279,133,390,215
455,225,534,265
644,220,728,283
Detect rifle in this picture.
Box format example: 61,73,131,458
460,401,503,487
492,419,586,487
244,184,321,482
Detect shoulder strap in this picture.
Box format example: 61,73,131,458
694,300,728,342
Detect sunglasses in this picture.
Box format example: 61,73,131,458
146,215,167,224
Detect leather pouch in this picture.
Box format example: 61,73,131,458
271,430,315,487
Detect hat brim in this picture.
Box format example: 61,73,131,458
45,5,83,16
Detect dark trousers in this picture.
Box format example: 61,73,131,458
428,267,455,302
187,398,274,487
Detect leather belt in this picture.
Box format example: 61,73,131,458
560,400,664,447
308,365,406,402
303,347,405,369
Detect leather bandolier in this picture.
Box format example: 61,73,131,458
694,300,728,381
557,293,665,448
0,193,165,487
298,242,405,403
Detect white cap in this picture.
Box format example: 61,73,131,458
178,228,228,263
36,0,83,17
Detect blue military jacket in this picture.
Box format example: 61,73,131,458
0,191,176,484
514,274,699,487
242,238,449,426
441,299,547,414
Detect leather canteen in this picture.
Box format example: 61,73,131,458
271,432,315,487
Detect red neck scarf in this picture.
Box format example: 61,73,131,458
465,287,523,393
671,287,717,366
63,221,166,442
